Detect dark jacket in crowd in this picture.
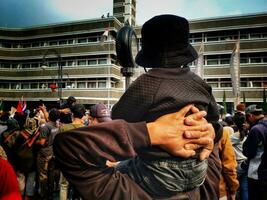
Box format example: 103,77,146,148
53,120,221,200
243,118,267,181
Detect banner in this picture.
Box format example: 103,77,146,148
230,39,241,104
195,42,204,79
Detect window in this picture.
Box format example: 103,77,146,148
68,40,74,44
250,58,262,63
2,43,12,48
0,83,9,89
11,64,19,69
30,83,38,89
207,60,218,65
67,61,74,66
207,37,219,42
11,83,19,89
40,83,48,89
194,38,202,43
2,63,10,68
208,83,218,88
32,42,39,47
250,33,261,39
98,59,107,64
59,40,68,45
221,83,232,87
66,82,75,89
22,64,30,68
221,59,230,65
21,83,30,89
77,82,86,88
240,34,249,39
31,63,39,68
98,81,106,88
78,60,87,66
88,82,96,88
88,60,97,65
78,38,87,43
49,41,58,46
240,58,248,64
252,82,261,87
61,61,67,67
241,82,248,87
23,43,31,48
88,37,98,42
49,62,58,67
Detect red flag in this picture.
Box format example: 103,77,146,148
16,98,23,113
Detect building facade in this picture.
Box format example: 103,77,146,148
0,0,266,111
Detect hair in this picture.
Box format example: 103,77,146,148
13,112,27,130
0,111,10,121
71,104,86,119
236,103,245,112
49,108,60,122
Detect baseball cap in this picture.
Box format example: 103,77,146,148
245,104,263,114
89,103,111,122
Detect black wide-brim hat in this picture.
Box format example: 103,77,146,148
135,14,198,68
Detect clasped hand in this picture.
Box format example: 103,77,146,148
147,104,215,161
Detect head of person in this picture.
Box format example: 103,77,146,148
236,103,245,113
67,96,76,107
135,14,198,68
24,117,37,135
245,104,263,125
49,108,60,123
89,103,111,125
71,104,86,119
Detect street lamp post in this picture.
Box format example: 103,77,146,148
41,49,63,103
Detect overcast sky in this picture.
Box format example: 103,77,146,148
0,0,266,28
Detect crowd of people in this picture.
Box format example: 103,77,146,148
0,14,266,200
0,96,113,200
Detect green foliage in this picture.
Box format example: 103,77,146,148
242,92,246,105
223,90,227,114
263,88,267,114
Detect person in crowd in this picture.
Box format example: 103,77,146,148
0,145,7,160
36,108,60,200
59,104,86,200
53,104,221,200
0,157,22,200
233,103,246,133
243,104,267,200
4,112,38,200
218,126,239,200
230,112,249,200
89,103,112,125
59,96,76,124
111,14,222,198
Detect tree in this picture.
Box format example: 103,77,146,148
263,88,267,115
223,90,227,115
242,91,246,105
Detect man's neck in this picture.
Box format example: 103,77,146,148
72,118,84,125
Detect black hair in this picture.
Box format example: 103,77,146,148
71,104,86,119
49,108,60,122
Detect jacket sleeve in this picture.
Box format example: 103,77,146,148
242,127,260,160
53,120,152,200
219,128,239,196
